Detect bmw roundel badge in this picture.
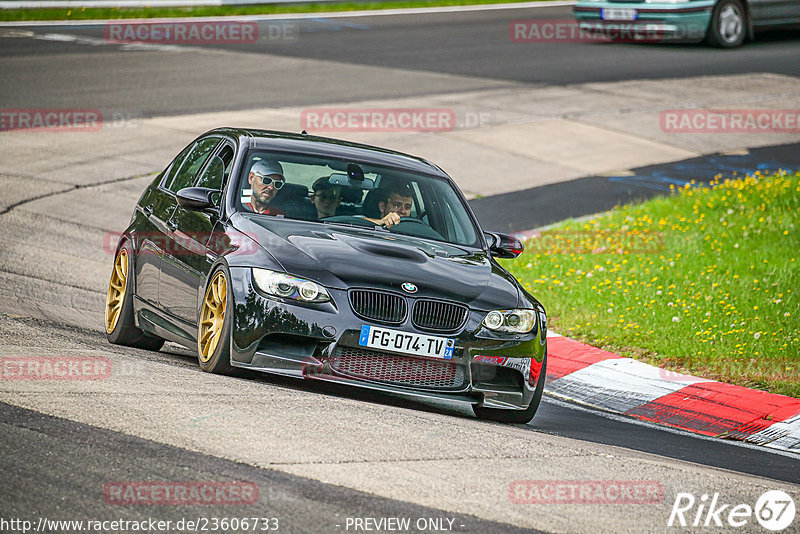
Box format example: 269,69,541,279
401,282,418,293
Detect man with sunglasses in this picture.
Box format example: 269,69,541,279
244,160,286,215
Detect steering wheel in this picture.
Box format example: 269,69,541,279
389,217,444,240
385,216,444,241
383,216,429,228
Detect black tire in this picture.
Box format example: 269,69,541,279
197,266,235,375
473,350,547,424
706,0,746,48
105,243,165,351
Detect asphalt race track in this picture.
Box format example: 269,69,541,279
1,4,799,115
1,3,800,533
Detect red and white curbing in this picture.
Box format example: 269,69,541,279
544,332,800,453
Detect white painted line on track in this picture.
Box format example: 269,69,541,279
33,30,188,50
5,0,326,8
0,0,576,26
547,358,712,414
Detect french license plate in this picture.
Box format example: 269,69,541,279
601,8,637,20
359,325,455,360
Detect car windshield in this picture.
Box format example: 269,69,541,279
235,150,481,247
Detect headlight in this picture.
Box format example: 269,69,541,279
252,268,331,303
482,309,538,333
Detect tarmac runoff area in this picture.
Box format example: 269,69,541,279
1,73,800,531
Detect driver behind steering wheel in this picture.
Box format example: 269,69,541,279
363,182,414,229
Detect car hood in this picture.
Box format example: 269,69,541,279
234,215,520,310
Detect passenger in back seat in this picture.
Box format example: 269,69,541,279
311,176,343,219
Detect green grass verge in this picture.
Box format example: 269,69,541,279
501,171,800,398
0,0,548,22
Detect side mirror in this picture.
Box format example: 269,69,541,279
176,187,221,212
485,231,524,259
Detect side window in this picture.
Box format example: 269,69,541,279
161,143,194,189
221,145,235,182
196,156,225,191
195,144,235,191
168,137,220,193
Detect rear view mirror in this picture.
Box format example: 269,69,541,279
485,231,524,259
328,172,375,190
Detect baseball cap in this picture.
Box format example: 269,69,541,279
312,176,341,193
251,160,284,178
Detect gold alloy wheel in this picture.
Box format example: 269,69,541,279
198,271,227,362
105,249,128,334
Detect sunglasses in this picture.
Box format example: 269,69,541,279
253,174,285,189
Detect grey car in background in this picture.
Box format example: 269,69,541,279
573,0,800,47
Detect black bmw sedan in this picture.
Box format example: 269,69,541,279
105,128,548,423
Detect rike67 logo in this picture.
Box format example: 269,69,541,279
668,490,796,531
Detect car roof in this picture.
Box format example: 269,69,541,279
207,127,451,179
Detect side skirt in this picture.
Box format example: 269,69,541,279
134,296,196,349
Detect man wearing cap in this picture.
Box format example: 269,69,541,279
245,160,285,215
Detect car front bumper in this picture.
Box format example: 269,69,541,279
227,267,546,411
